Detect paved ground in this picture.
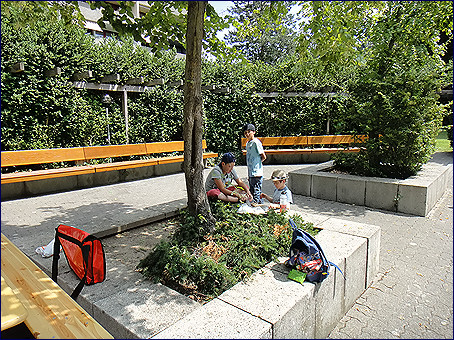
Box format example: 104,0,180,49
293,164,454,339
1,153,452,338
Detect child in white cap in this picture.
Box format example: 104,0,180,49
260,169,293,210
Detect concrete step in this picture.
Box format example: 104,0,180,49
289,154,453,216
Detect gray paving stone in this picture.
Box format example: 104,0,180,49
218,267,316,339
335,175,366,206
152,298,272,339
94,280,201,339
318,217,381,287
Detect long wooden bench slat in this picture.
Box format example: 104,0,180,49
1,166,95,184
152,152,219,165
203,152,218,159
145,141,185,154
1,148,86,167
1,233,113,339
241,136,308,148
83,143,147,160
308,147,362,154
1,141,212,167
91,152,218,172
241,135,368,148
156,155,183,165
307,134,368,144
145,140,209,154
1,275,28,331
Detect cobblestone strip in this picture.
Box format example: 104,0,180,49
327,176,453,339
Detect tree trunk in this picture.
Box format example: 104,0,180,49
183,1,216,230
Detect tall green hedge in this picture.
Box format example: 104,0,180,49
1,11,186,150
1,10,449,179
1,12,352,153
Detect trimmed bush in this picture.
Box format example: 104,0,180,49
137,201,318,300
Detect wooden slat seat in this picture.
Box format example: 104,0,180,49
1,140,218,185
1,275,28,331
306,135,367,145
259,147,361,155
309,147,362,154
155,155,184,165
202,152,219,159
1,166,95,184
241,134,367,156
1,233,113,339
1,147,86,167
88,141,215,171
146,141,185,154
247,136,309,148
83,143,147,160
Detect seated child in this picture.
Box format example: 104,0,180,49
205,152,253,203
260,169,293,210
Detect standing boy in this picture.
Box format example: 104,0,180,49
243,123,266,203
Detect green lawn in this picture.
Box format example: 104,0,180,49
435,130,453,152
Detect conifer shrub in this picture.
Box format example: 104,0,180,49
137,201,318,301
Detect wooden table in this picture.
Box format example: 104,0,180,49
1,275,28,331
1,233,113,339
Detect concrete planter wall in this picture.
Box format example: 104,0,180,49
151,215,380,339
40,213,380,339
288,159,453,216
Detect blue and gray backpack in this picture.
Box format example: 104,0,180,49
285,218,345,283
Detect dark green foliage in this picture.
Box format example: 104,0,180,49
136,201,317,299
128,88,184,143
1,9,185,151
2,3,450,179
331,2,450,179
0,7,360,156
201,59,355,162
225,1,298,64
0,14,103,150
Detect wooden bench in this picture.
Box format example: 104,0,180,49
1,275,28,331
1,140,218,185
1,233,113,339
241,134,368,156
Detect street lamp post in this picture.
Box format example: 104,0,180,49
102,94,112,145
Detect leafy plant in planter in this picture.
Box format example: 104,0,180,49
332,2,451,179
137,201,318,301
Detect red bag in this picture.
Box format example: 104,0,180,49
52,224,106,299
